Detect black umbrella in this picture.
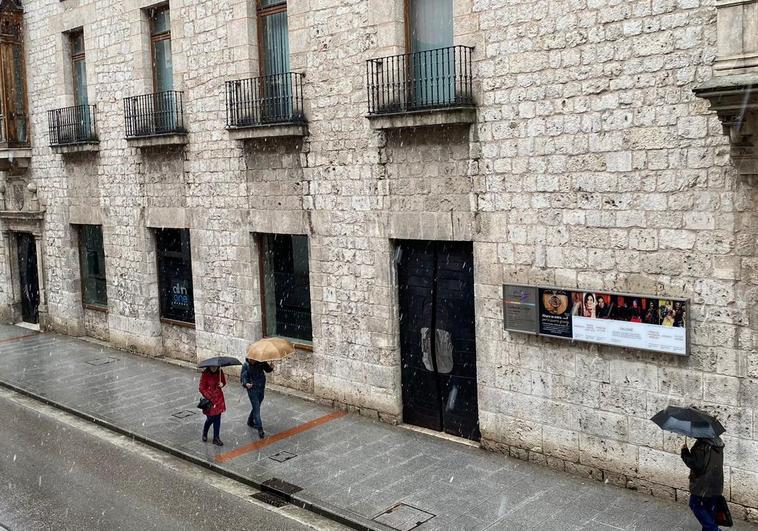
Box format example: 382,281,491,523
198,356,242,368
651,406,725,439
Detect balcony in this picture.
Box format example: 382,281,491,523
48,105,98,154
124,90,187,148
366,45,476,130
225,72,306,140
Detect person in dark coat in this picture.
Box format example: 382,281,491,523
199,366,226,446
240,359,273,439
681,436,725,531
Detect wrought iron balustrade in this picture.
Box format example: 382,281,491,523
226,72,305,128
366,45,474,115
123,90,185,138
48,104,97,146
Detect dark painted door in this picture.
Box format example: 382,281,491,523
397,240,480,441
17,233,39,324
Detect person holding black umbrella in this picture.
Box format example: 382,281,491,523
198,356,241,446
651,405,728,530
681,436,725,531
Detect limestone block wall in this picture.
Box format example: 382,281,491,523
11,0,758,516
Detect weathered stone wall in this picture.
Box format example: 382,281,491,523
11,0,758,517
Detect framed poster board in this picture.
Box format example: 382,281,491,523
504,284,689,356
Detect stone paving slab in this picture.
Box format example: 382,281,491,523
1,324,757,531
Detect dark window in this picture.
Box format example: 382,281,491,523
69,30,88,106
78,225,107,308
150,5,173,93
156,229,194,324
260,234,312,342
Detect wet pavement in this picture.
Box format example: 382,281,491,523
0,389,311,531
1,324,756,531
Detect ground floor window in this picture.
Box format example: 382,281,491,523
259,233,312,343
156,228,194,324
78,225,107,308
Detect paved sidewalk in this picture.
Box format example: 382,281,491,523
1,325,756,531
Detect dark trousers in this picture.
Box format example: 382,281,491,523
689,495,720,531
247,386,265,429
203,414,221,439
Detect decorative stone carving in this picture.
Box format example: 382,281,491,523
10,181,23,210
694,0,758,176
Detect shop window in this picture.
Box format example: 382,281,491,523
156,228,194,324
78,225,107,308
259,234,312,343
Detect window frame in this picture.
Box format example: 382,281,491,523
256,233,313,349
149,4,172,93
155,228,195,326
77,224,108,311
68,29,87,107
256,0,288,77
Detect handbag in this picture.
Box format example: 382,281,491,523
197,397,212,412
714,495,733,527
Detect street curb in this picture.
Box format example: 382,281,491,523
0,378,394,531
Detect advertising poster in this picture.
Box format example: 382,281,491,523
538,288,573,338
504,284,689,355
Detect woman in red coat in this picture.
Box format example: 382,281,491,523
199,367,226,446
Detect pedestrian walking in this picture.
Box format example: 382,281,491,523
240,358,273,439
199,366,226,446
681,436,725,531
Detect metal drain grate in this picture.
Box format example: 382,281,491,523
85,356,118,366
269,451,297,463
373,503,435,531
261,478,303,496
171,410,196,419
251,492,289,508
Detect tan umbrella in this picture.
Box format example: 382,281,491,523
246,337,295,362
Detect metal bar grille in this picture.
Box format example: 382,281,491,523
225,72,305,128
123,90,185,138
366,45,474,115
47,104,98,146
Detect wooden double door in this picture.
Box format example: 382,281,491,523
397,240,480,441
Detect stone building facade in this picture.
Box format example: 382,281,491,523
0,0,756,518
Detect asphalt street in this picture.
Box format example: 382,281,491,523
0,390,330,531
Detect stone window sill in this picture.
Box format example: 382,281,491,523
366,106,476,130
0,148,32,170
52,142,99,155
160,317,196,329
126,133,188,148
227,123,307,140
83,304,108,313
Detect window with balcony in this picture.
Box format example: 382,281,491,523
124,4,185,140
78,225,108,309
259,234,312,343
48,30,97,147
225,0,305,132
366,0,474,126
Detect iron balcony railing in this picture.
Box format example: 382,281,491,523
47,104,98,146
123,90,185,138
225,72,305,128
366,45,474,115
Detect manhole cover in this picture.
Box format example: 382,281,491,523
171,410,196,419
269,451,297,463
373,503,435,531
85,356,118,366
251,492,288,508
